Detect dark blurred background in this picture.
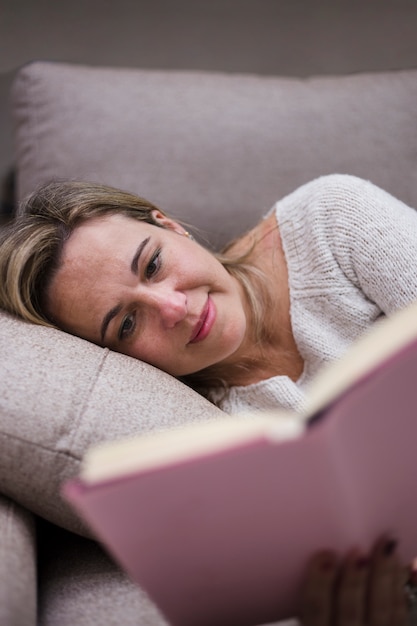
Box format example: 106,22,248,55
1,0,417,219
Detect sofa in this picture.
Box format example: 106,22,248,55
0,61,416,625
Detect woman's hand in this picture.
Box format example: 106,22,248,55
299,538,411,625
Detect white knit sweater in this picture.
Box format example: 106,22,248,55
212,174,417,415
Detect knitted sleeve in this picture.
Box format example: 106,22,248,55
290,174,417,315
329,175,417,313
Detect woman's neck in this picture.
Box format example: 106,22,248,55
215,213,304,387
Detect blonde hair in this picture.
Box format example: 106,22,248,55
0,180,269,387
0,181,164,325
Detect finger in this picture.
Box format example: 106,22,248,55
367,537,408,626
300,550,339,626
401,567,417,626
390,565,409,626
336,550,369,626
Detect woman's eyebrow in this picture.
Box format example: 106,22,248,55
131,237,150,275
101,304,123,343
100,236,151,343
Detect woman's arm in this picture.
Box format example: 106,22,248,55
325,174,417,314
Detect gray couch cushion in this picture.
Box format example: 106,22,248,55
0,311,223,535
0,495,37,626
12,62,417,249
38,521,169,626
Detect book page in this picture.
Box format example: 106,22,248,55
81,412,304,484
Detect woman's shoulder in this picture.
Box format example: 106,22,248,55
273,174,373,214
271,174,393,242
225,175,369,257
283,173,371,198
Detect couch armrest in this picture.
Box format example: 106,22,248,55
0,494,37,626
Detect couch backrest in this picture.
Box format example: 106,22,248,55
11,62,417,249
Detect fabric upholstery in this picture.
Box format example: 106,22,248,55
37,521,169,625
0,495,37,626
11,62,417,249
0,310,223,536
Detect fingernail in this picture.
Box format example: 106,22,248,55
383,538,397,556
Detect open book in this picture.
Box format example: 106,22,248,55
63,301,417,626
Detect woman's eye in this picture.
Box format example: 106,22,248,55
146,249,161,279
119,313,136,341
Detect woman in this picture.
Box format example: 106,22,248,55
1,173,417,623
2,174,417,413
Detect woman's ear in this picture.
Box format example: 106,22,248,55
151,210,185,235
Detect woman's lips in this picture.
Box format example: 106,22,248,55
189,296,216,344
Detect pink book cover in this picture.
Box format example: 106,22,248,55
63,340,417,626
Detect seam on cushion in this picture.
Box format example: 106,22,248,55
13,67,38,199
0,496,34,542
27,66,50,196
0,431,81,462
14,64,53,200
4,499,16,539
31,71,42,187
2,500,32,543
63,348,110,453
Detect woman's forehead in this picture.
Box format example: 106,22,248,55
56,217,141,279
76,213,152,238
67,214,153,253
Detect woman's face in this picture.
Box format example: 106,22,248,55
46,212,249,377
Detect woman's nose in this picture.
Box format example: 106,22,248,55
145,287,187,328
